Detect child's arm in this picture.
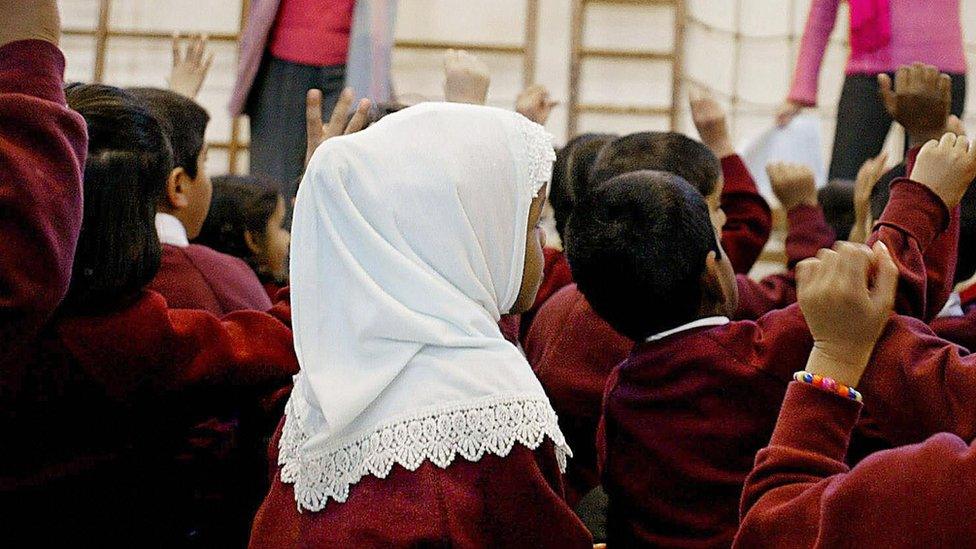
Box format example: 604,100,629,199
690,90,773,273
865,135,975,320
0,3,88,365
732,166,835,320
737,383,976,548
59,290,297,400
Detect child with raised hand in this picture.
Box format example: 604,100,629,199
734,162,837,319
127,86,275,315
249,101,591,547
5,83,299,545
569,127,976,547
735,233,976,549
0,0,86,367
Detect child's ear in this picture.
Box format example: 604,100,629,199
700,251,724,304
165,167,191,210
244,229,263,255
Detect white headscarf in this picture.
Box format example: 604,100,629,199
281,102,570,511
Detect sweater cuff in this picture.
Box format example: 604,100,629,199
876,179,950,248
0,40,67,104
720,154,759,194
787,204,828,232
769,382,862,461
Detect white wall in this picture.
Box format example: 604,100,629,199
60,0,976,176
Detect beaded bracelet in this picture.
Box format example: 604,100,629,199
793,371,863,403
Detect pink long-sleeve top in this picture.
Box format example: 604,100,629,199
788,0,967,106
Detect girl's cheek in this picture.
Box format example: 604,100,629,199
537,227,547,249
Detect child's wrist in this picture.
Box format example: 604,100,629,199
805,345,870,388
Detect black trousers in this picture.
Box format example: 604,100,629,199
246,54,346,187
828,72,967,180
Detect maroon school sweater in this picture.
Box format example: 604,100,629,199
737,382,976,548
600,178,951,548
524,203,833,506
4,290,297,544
150,243,272,315
250,428,592,548
0,40,86,367
720,154,773,274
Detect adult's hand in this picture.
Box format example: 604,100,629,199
775,100,803,128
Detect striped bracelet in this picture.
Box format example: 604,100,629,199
793,371,863,403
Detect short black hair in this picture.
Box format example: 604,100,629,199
818,179,855,240
550,133,615,239
872,162,976,283
127,87,209,179
195,175,282,273
566,170,720,340
64,83,175,312
589,132,721,198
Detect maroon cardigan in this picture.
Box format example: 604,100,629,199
599,178,952,548
250,429,592,547
737,382,976,548
149,243,273,315
719,154,773,274
0,40,86,368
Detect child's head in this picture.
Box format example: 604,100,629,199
195,175,291,283
550,133,615,241
818,179,855,240
64,83,174,311
589,131,726,231
566,170,737,341
127,87,211,239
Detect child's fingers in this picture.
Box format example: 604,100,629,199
202,51,214,74
344,98,371,135
306,89,324,137
327,88,354,134
939,132,957,149
171,32,182,66
894,66,908,91
939,73,952,101
870,241,898,311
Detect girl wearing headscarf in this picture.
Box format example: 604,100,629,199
249,102,591,547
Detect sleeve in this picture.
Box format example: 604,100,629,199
731,205,834,321
856,314,976,445
60,290,297,401
719,154,773,274
736,382,976,548
931,311,976,351
786,0,842,107
904,146,958,319
866,178,950,321
0,40,87,365
784,204,835,269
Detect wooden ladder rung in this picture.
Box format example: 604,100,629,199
581,48,674,61
583,0,676,5
575,104,671,116
395,40,525,55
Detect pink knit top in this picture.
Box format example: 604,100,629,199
788,0,967,106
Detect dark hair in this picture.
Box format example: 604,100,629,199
550,133,615,239
64,83,174,312
194,175,282,275
589,132,721,197
566,170,720,340
127,87,209,179
872,162,976,283
818,179,855,240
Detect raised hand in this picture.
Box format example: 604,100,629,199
443,49,490,105
775,100,803,128
849,152,889,243
689,88,734,158
169,33,214,99
910,132,976,208
796,241,898,387
516,84,557,125
305,87,371,169
878,63,952,145
767,162,818,211
0,0,60,48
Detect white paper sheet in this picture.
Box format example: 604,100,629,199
739,114,828,207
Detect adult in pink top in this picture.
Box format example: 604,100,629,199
777,0,967,180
